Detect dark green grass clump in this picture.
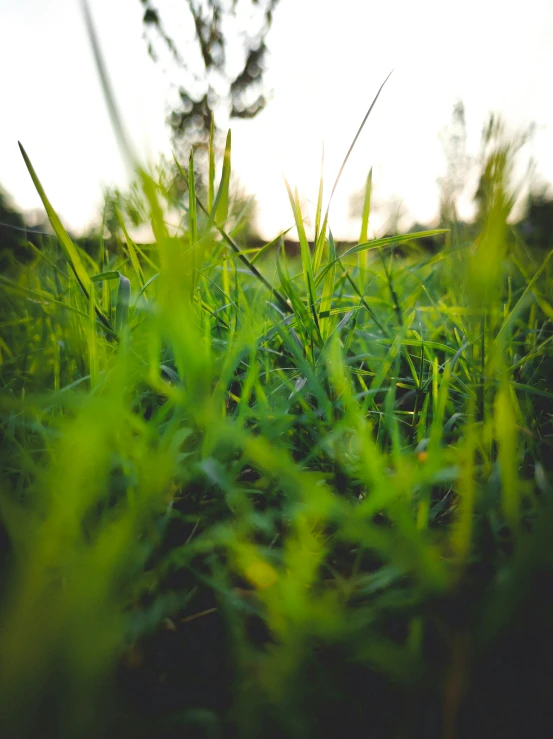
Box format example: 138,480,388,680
1,125,553,739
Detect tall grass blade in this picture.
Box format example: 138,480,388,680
116,208,145,288
284,180,320,338
316,229,448,286
18,144,92,296
325,70,393,219
213,131,231,226
81,0,137,170
313,144,325,273
194,194,291,314
359,168,373,244
208,117,215,212
91,271,131,337
319,230,337,340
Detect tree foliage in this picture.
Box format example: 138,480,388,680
139,0,280,150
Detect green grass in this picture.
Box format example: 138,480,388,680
1,116,553,739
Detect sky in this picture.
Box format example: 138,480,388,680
1,0,553,240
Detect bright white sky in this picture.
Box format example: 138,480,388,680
1,0,553,239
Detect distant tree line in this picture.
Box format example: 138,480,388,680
0,189,52,272
2,181,552,267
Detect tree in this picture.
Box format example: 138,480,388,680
0,187,52,271
139,0,280,153
0,188,31,271
437,101,471,223
473,115,533,228
518,188,553,252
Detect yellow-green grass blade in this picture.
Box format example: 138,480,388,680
18,143,91,296
359,167,373,245
343,229,449,262
319,229,337,340
174,141,291,313
81,0,136,171
18,142,114,335
203,230,292,271
188,148,198,248
250,228,293,265
0,274,95,325
312,144,325,273
342,269,389,337
428,360,452,458
132,241,159,271
194,194,291,315
116,208,145,288
495,248,553,345
358,168,373,286
91,271,130,336
88,288,99,388
315,230,449,287
208,117,215,212
276,246,312,342
284,180,321,341
288,182,317,300
323,71,393,227
362,332,404,414
214,130,231,227
188,148,204,296
229,196,257,239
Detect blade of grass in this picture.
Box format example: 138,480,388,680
193,194,292,315
250,229,293,265
91,271,130,336
81,0,137,170
324,71,393,222
18,144,92,297
319,230,337,340
313,144,325,273
284,180,321,341
495,248,553,345
360,168,373,245
208,117,215,213
116,208,145,288
315,230,449,287
359,168,373,288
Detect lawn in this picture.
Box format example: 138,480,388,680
1,111,553,739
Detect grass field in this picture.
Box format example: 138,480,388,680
1,103,553,739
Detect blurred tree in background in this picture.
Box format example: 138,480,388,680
520,189,553,252
0,188,26,257
139,0,280,154
472,114,533,228
437,101,471,224
0,188,49,271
